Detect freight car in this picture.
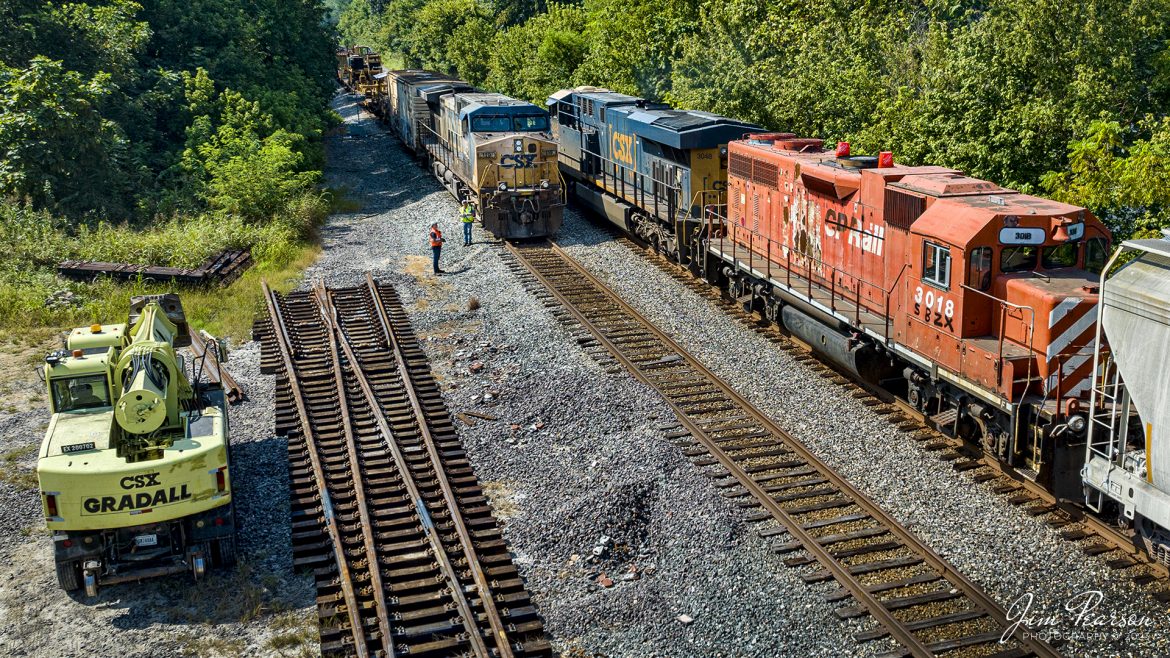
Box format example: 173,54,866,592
548,87,759,261
37,294,234,595
1083,233,1170,564
365,69,564,239
695,135,1109,498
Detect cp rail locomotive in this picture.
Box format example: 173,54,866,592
36,294,235,595
548,88,1117,508
348,63,565,239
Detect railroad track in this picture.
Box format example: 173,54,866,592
620,236,1170,593
257,275,549,658
505,240,1059,658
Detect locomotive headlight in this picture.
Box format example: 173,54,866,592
498,182,508,191
1068,414,1086,433
514,139,523,153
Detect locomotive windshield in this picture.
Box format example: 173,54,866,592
1001,245,1037,273
1042,243,1078,269
513,115,549,131
471,116,512,132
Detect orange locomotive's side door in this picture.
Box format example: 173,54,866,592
902,236,965,374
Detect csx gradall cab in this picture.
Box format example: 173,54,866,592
426,91,564,238
548,86,758,260
37,294,234,596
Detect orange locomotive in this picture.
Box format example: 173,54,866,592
698,134,1110,497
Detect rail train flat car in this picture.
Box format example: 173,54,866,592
548,87,759,260
365,68,564,239
37,294,235,595
337,46,382,95
697,135,1110,498
1084,233,1170,564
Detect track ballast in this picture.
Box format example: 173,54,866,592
258,275,549,658
505,240,1061,658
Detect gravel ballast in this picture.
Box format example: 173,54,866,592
556,207,1170,657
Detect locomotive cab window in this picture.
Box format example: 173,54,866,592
922,241,952,290
967,246,992,290
1042,243,1078,269
1001,245,1038,273
471,116,512,132
513,115,550,132
1086,237,1108,274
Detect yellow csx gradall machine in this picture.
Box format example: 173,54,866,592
37,294,233,596
376,70,565,238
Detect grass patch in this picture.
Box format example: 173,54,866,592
0,444,39,490
0,189,348,344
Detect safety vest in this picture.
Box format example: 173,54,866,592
460,205,475,223
430,227,442,247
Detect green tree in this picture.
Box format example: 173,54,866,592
0,58,130,216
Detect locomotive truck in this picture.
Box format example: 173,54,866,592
37,294,234,596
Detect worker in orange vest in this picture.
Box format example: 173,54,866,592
429,221,445,274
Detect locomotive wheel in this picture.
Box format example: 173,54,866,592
55,559,81,591
191,550,207,581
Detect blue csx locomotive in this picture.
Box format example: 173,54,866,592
547,86,758,260
364,69,565,239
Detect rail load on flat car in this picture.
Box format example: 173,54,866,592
548,87,759,261
697,136,1110,498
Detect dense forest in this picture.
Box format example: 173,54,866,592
0,0,337,334
337,0,1170,241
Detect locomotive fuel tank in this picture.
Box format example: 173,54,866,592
780,305,897,384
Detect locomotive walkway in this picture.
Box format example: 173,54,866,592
258,275,548,658
504,240,1061,658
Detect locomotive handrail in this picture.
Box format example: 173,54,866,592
704,205,895,337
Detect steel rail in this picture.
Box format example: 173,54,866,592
508,241,1062,658
365,273,516,658
315,282,492,658
187,327,244,403
311,284,398,657
261,281,372,658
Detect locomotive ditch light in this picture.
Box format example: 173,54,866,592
1068,414,1087,433
540,180,550,189
498,182,508,191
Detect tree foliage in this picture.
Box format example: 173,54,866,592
0,0,336,224
341,0,1170,241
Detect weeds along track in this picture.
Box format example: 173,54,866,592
256,275,549,658
505,240,1061,658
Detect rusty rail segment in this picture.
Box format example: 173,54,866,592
59,249,252,287
257,279,549,658
505,241,1061,658
187,328,245,403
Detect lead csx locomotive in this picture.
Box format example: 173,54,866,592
345,65,564,238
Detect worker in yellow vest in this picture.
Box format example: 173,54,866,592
429,222,445,274
460,199,476,246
